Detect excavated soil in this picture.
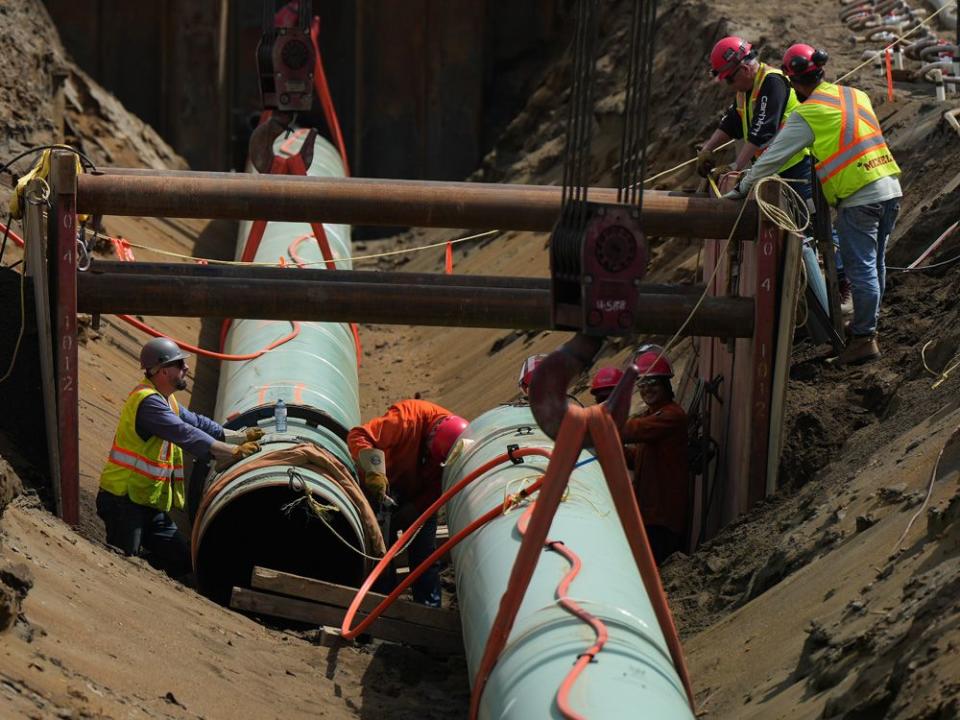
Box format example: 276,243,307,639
1,0,960,718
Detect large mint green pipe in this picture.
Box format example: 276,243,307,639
443,405,694,719
194,134,366,599
213,132,359,434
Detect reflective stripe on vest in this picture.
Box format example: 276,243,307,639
99,382,186,512
107,443,184,483
735,63,809,173
794,82,900,205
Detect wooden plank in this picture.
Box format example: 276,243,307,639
250,566,460,633
23,189,62,516
230,587,463,653
49,152,79,527
766,227,804,496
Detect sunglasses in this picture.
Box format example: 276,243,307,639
723,65,744,85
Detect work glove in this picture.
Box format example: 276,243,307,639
211,440,261,471
363,472,389,506
223,427,265,444
695,146,717,178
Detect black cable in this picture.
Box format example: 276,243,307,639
888,252,960,272
0,214,10,266
0,144,98,178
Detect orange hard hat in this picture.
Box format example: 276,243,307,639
426,415,468,466
634,347,674,379
710,36,754,81
590,367,625,396
782,43,828,80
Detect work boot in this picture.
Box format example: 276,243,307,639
836,335,880,366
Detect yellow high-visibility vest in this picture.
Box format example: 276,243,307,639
793,81,900,206
735,63,810,173
99,382,185,512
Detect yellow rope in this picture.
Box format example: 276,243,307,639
638,175,808,382
95,228,501,268
920,339,960,389
834,2,955,84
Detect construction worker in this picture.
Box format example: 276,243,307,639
725,44,901,365
589,367,624,404
622,346,689,565
347,400,468,607
97,337,262,577
697,37,814,198
517,354,547,398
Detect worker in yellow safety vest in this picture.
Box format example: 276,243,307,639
697,36,813,197
97,337,262,578
726,44,901,366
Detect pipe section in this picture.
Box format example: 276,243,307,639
76,171,758,240
192,132,369,600
444,405,694,719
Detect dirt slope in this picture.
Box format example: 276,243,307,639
1,0,960,718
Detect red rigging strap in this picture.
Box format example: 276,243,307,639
309,17,350,175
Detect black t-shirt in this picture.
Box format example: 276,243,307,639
717,71,791,147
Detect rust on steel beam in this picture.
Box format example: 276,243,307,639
88,260,705,296
77,171,757,240
49,151,79,527
77,271,754,338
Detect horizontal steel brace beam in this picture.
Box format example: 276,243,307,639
87,260,704,295
77,269,754,337
79,170,757,240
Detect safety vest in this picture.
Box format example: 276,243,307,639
99,382,185,512
735,63,810,173
793,81,900,206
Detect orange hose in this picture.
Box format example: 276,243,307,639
513,491,610,720
340,447,552,640
287,234,362,367
117,313,299,361
0,220,25,248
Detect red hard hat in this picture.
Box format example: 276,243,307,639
426,415,468,466
590,367,624,395
710,36,753,81
782,44,829,79
634,348,674,379
518,354,547,393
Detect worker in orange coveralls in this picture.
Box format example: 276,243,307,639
347,400,468,607
622,345,690,566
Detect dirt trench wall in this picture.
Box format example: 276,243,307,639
0,0,185,211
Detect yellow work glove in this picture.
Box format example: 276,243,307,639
235,441,261,459
223,427,265,444
211,440,261,471
695,146,716,178
363,472,388,506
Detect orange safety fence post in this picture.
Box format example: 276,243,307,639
885,48,895,102
445,241,454,274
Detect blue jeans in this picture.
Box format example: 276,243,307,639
406,513,441,607
835,198,901,336
96,490,191,577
